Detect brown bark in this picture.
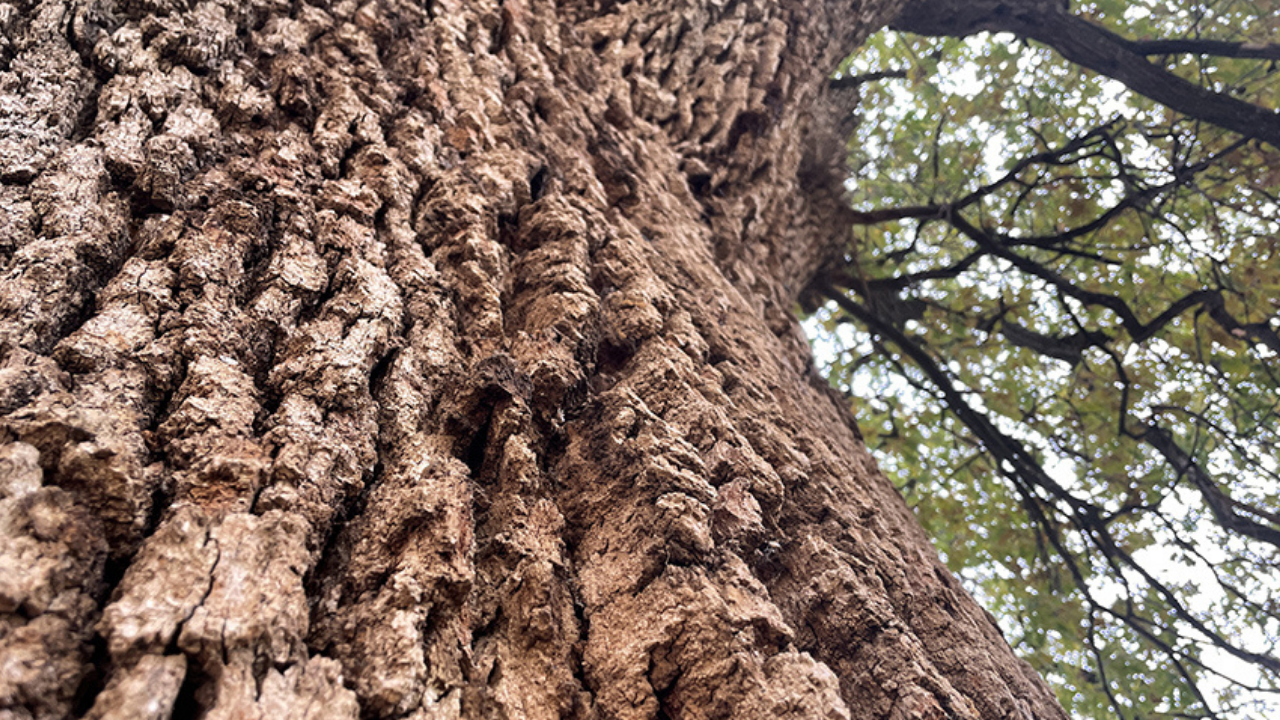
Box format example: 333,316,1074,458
0,1,1067,719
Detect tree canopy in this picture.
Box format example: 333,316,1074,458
809,1,1280,718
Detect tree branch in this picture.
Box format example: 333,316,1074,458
892,1,1280,149
1125,38,1280,61
817,281,1280,679
1141,424,1280,550
830,68,910,90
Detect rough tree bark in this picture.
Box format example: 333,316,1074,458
0,1,1068,718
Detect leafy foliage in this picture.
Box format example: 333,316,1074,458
810,2,1280,718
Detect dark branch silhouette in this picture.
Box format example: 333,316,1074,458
816,284,1280,681
830,68,911,90
813,29,1280,707
1125,38,1280,61
891,0,1280,149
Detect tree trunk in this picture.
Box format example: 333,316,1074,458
0,1,1068,718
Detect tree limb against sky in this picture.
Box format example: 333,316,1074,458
809,1,1280,718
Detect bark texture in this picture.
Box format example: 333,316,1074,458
0,1,1068,718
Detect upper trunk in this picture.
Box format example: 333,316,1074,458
0,1,1067,719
